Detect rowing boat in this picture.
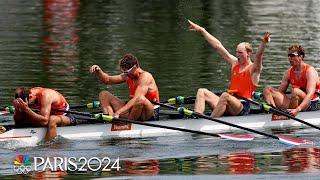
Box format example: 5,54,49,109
1,110,319,147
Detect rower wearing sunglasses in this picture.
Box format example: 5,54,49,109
263,44,320,116
90,54,160,121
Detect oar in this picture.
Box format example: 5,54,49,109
93,114,254,141
0,101,101,115
241,97,320,131
151,101,311,146
69,101,100,109
163,96,196,105
1,100,100,111
0,106,15,114
46,109,254,141
163,92,264,105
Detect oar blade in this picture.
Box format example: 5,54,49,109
277,135,313,146
218,134,255,141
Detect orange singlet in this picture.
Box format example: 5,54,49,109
228,64,257,99
127,79,160,103
289,64,320,100
34,88,69,115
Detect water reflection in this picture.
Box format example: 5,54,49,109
156,149,320,175
42,0,80,101
158,153,259,175
121,159,159,175
9,149,320,178
29,170,68,179
225,153,258,174
283,148,320,173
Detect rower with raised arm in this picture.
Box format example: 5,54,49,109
13,87,76,141
188,20,270,118
90,53,160,121
263,44,320,116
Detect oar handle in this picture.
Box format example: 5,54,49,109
164,92,265,105
164,96,195,105
51,109,93,116
0,106,15,114
70,101,100,109
1,101,100,114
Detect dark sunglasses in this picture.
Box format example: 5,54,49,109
288,53,299,57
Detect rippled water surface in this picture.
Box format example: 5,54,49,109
0,0,320,179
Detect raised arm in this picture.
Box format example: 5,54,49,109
251,32,270,84
188,20,237,66
90,65,126,85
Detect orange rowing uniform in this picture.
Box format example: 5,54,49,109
289,64,320,100
127,78,160,103
228,64,257,99
33,88,69,115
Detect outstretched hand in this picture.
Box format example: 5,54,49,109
188,20,204,32
261,32,271,43
90,65,101,74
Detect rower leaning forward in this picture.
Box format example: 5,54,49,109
188,20,270,118
13,87,76,141
90,53,160,121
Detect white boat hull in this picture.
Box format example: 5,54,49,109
1,110,320,147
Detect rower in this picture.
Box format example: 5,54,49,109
188,20,270,117
90,53,160,121
263,44,320,116
13,87,76,141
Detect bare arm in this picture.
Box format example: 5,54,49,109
14,94,52,126
28,95,52,123
296,67,319,111
251,32,270,84
114,74,151,116
278,70,290,94
188,20,237,66
90,65,126,85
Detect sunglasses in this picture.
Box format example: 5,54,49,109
122,65,136,75
288,53,299,57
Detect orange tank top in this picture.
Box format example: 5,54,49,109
127,79,160,103
34,88,68,115
228,64,257,99
289,64,320,100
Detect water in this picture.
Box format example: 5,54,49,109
1,133,320,178
0,0,320,178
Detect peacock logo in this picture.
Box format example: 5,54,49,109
13,155,32,174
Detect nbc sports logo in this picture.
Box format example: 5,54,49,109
13,155,32,174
